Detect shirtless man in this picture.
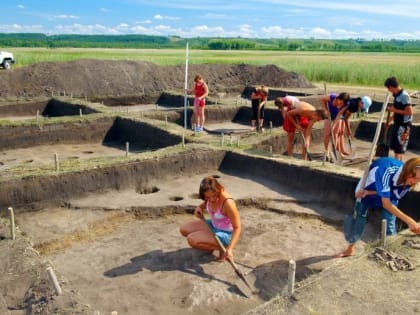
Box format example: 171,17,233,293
275,96,327,160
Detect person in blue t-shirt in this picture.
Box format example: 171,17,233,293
336,157,420,257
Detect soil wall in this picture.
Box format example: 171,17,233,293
0,148,226,212
0,99,49,117
0,116,182,151
356,121,419,150
103,117,182,150
0,117,116,150
43,99,99,117
220,151,357,209
0,148,418,220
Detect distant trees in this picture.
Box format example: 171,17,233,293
0,33,419,52
207,39,256,50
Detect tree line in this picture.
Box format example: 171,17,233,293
0,33,419,52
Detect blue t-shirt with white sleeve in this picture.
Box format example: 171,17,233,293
358,157,411,208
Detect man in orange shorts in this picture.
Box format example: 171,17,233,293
275,96,327,160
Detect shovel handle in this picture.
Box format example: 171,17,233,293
200,216,256,294
200,217,228,254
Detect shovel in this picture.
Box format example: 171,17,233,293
375,110,391,157
295,117,312,161
325,104,342,164
200,217,258,298
343,93,390,243
299,131,313,161
344,200,368,243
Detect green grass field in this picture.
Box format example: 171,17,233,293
8,48,420,89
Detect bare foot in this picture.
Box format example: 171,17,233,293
334,245,355,258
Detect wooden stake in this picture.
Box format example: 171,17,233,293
46,267,62,295
288,260,296,296
8,207,15,240
54,153,59,172
125,142,129,160
381,219,387,247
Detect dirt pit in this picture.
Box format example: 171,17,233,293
0,60,419,315
15,171,378,315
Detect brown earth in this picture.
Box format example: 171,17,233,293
0,60,314,99
0,60,419,315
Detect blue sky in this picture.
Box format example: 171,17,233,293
2,0,420,40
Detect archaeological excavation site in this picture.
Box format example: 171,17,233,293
0,60,419,315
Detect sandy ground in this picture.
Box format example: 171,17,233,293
15,170,378,315
1,101,418,314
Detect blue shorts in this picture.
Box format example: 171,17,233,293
359,201,397,235
207,219,232,246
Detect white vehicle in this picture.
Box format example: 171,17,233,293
0,51,15,70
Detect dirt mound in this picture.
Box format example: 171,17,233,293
0,59,314,98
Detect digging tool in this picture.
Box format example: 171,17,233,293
343,134,356,158
324,96,342,164
347,134,354,155
200,216,258,298
294,117,313,161
344,93,391,244
375,110,391,157
299,131,312,161
344,121,354,154
328,119,342,164
342,131,356,158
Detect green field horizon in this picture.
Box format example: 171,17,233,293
6,48,420,89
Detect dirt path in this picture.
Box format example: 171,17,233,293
16,171,376,315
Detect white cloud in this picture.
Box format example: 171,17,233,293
153,14,179,21
54,23,114,35
155,24,171,31
100,8,109,13
0,23,43,33
136,20,152,24
17,4,25,9
309,27,331,38
334,29,358,38
53,15,79,20
238,24,258,38
258,0,420,18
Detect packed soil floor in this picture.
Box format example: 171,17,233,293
0,60,419,315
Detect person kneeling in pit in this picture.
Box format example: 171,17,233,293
180,176,241,262
275,96,328,160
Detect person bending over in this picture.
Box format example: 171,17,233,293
275,96,327,160
336,157,420,258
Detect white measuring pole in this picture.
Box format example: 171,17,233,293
183,42,189,130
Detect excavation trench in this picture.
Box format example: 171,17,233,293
0,93,419,314
2,147,419,315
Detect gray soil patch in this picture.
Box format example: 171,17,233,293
15,171,378,315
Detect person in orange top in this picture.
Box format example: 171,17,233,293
187,74,209,132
